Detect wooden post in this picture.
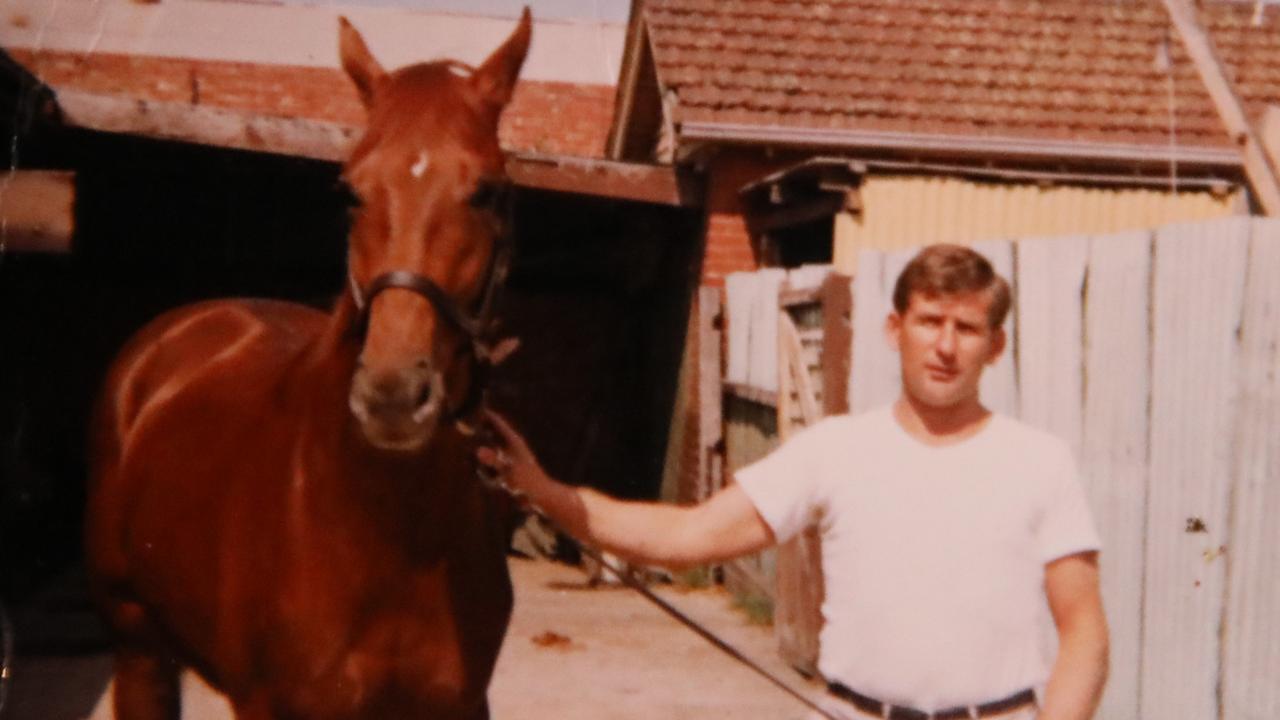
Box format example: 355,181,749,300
776,307,795,441
821,274,853,416
1261,105,1280,180
1160,0,1280,215
697,286,724,501
0,171,75,253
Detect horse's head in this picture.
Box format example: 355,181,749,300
339,11,530,452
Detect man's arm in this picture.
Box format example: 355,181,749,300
1038,551,1109,720
479,411,776,569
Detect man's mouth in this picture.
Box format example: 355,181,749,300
925,365,958,381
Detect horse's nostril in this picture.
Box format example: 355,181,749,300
415,382,432,409
416,358,430,370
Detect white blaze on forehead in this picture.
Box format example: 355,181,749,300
447,63,473,78
410,151,431,179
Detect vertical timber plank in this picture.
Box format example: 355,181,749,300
822,274,854,416
1142,218,1250,719
1222,218,1280,719
851,249,892,413
972,240,1018,416
777,309,795,441
775,308,824,675
1016,235,1089,453
698,286,723,501
850,248,914,413
1081,230,1152,720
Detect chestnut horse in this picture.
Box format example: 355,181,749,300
84,12,530,719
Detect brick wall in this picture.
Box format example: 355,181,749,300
667,151,788,508
698,153,776,287
12,49,614,158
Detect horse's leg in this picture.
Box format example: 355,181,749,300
112,646,180,720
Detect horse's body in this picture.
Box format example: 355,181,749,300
85,14,531,719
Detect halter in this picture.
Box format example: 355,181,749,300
347,181,514,424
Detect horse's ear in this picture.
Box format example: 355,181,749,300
471,7,531,111
338,16,386,108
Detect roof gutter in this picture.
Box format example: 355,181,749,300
678,121,1244,172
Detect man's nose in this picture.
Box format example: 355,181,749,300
934,325,957,356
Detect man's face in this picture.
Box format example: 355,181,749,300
887,290,1006,411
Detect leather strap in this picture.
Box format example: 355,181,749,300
827,683,1036,720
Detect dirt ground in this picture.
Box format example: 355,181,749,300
8,557,827,719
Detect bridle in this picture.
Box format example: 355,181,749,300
346,180,514,424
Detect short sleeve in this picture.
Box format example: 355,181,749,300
1037,444,1102,563
733,420,831,544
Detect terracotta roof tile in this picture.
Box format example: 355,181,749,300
13,49,614,158
644,0,1280,150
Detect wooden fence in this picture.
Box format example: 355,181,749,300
715,216,1280,718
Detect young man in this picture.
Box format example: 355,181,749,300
480,244,1108,720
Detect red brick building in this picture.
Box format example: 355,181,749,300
603,0,1280,504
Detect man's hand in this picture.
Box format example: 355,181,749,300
476,410,553,502
476,411,775,570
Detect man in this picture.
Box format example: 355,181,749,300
480,244,1108,720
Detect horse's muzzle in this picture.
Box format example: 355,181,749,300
348,360,445,452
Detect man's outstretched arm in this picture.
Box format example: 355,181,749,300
479,411,775,569
1039,551,1109,720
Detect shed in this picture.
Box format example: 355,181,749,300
0,0,704,598
603,0,1280,672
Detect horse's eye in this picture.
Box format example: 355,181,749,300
337,182,363,209
470,180,510,212
468,181,497,210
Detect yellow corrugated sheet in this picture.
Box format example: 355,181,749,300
832,176,1241,273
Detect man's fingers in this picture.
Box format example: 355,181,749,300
476,446,500,467
483,410,528,453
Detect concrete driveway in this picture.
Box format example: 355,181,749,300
7,557,824,719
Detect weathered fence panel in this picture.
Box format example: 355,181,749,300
972,240,1019,416
1222,219,1280,720
1015,234,1088,455
849,248,908,412
1080,230,1151,720
1141,218,1250,720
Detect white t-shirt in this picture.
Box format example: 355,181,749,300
735,405,1101,712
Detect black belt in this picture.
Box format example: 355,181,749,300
827,683,1036,720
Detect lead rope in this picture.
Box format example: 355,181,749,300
0,600,12,718
559,522,844,720
479,464,842,719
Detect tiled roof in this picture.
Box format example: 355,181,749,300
13,49,615,158
644,0,1280,152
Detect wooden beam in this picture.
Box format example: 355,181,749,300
505,153,702,207
0,170,75,253
1261,105,1280,178
1160,0,1280,215
55,89,359,162
745,192,844,234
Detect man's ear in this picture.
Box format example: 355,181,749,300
986,326,1007,365
471,7,532,111
884,312,903,352
338,16,386,108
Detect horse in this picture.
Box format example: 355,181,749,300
84,11,531,719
